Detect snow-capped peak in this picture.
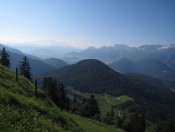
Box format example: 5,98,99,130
157,44,175,51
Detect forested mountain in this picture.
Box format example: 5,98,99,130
109,58,175,82
9,52,55,77
41,59,131,94
0,44,68,77
43,58,68,68
41,59,175,123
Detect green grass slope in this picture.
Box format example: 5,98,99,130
65,113,119,132
69,88,133,116
0,65,121,132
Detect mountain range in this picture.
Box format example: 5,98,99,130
1,43,175,89
109,58,175,82
13,42,81,59
64,44,175,69
0,44,68,78
64,44,175,89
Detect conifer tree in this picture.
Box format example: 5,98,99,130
0,47,10,68
42,77,59,103
114,116,123,128
126,112,146,132
87,94,100,117
58,83,70,111
19,56,32,81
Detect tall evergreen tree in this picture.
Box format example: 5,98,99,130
42,78,70,111
114,116,123,128
126,112,146,132
42,77,59,104
0,47,10,68
58,83,70,111
19,56,32,81
87,94,100,117
103,106,114,125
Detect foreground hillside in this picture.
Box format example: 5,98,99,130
0,65,120,131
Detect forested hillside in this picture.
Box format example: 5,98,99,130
41,59,175,129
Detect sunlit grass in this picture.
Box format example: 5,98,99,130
0,65,120,131
0,65,80,131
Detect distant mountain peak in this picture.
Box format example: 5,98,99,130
0,43,24,54
157,44,175,51
113,44,130,49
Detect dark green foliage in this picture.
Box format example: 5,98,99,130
114,116,123,128
42,78,70,111
70,102,79,113
125,113,146,132
103,106,115,124
41,59,175,124
110,106,114,120
15,67,18,82
73,94,77,104
0,47,10,68
87,95,100,117
42,78,59,104
70,94,101,120
19,56,32,81
80,102,89,117
79,95,101,118
35,80,38,97
42,59,130,94
103,112,111,124
163,120,175,132
58,83,70,111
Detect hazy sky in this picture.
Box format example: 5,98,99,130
0,0,175,48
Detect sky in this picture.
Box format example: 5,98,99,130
0,0,175,48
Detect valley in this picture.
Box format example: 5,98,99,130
1,43,175,131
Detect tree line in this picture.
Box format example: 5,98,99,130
0,47,32,81
42,77,101,118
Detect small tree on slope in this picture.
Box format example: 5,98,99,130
0,47,10,68
19,56,32,81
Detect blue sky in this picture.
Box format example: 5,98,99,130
0,0,175,48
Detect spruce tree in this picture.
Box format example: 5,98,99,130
58,83,70,111
87,94,100,117
19,56,32,81
0,47,10,68
114,116,123,128
42,77,59,104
